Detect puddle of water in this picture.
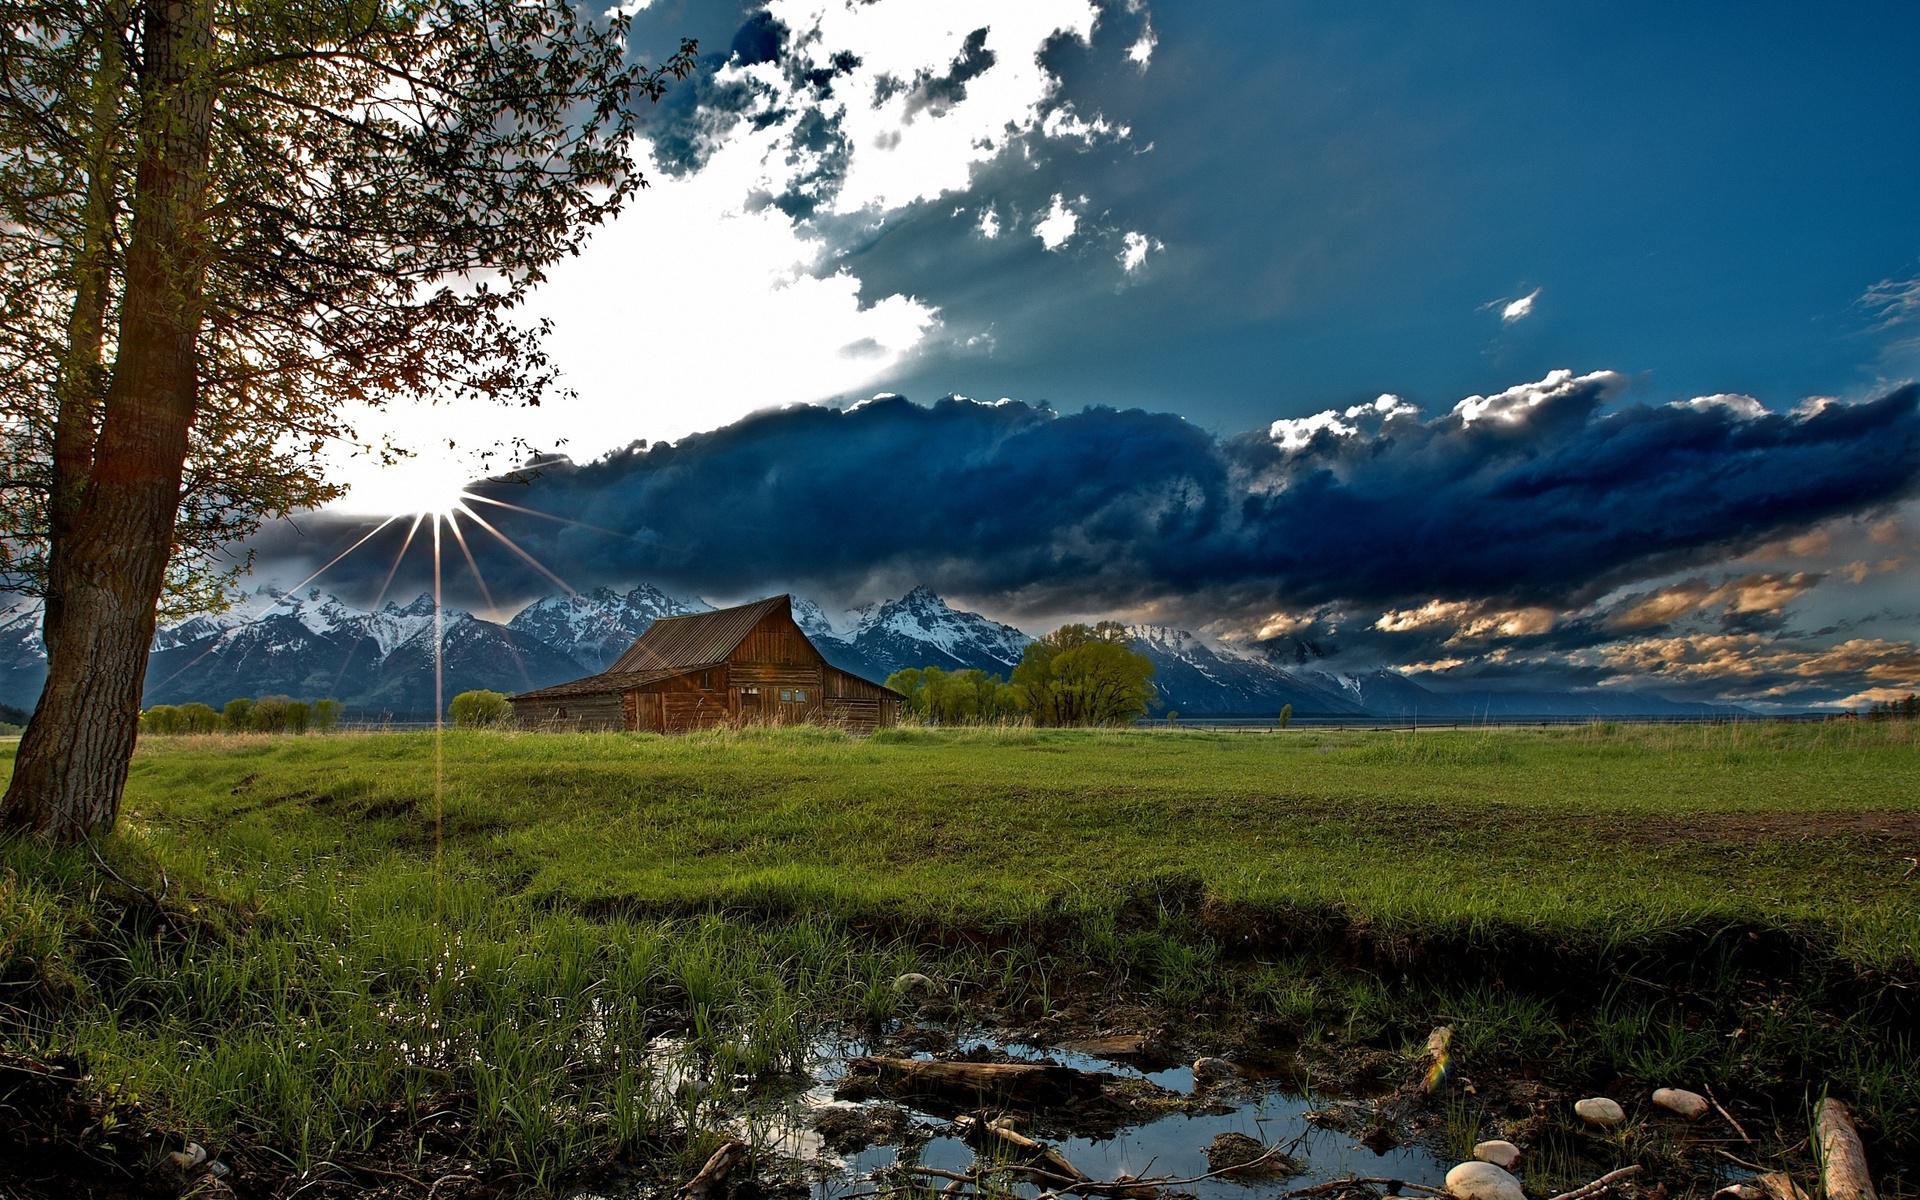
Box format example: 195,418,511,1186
634,1027,1451,1200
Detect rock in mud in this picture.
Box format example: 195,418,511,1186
893,972,935,995
1575,1096,1627,1126
1472,1140,1522,1169
1205,1131,1294,1178
1653,1087,1710,1120
1446,1161,1527,1200
1192,1056,1238,1085
813,1103,910,1154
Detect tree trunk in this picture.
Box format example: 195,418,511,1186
1,0,216,844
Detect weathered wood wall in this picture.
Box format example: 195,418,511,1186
822,666,902,732
511,691,627,731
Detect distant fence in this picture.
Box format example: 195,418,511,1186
1147,712,1835,732
315,712,1839,733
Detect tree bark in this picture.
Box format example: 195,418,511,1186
1,0,216,844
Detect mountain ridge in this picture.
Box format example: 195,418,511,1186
0,583,1748,719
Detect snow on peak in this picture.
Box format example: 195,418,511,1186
853,587,1031,667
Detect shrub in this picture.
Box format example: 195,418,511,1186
140,705,184,735
177,703,220,734
222,697,255,731
250,695,297,733
312,698,342,732
450,689,510,728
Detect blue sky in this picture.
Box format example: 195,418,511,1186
594,0,1920,437
280,1,1920,709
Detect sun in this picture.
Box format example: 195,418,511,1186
333,450,479,519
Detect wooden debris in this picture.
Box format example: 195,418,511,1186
1757,1172,1811,1200
1706,1084,1753,1144
848,1056,1102,1106
1817,1098,1878,1200
1544,1164,1642,1200
955,1113,1089,1183
679,1139,749,1200
1063,1033,1158,1060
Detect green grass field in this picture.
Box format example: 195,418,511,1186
3,722,1916,1195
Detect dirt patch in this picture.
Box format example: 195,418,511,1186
1590,809,1920,848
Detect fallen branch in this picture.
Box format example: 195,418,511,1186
1281,1177,1449,1198
1706,1085,1753,1145
955,1114,1088,1183
1545,1164,1643,1200
908,1142,1327,1199
1817,1098,1877,1200
849,1056,1101,1107
680,1139,749,1200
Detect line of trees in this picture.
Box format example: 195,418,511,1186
887,622,1156,727
138,695,340,735
1863,694,1918,720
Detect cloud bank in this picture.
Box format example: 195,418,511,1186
270,375,1920,641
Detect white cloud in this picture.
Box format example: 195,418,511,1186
1677,393,1767,419
1499,286,1541,323
1033,193,1081,251
1270,393,1420,451
1040,104,1128,142
1117,230,1162,272
750,1,1110,215
1452,368,1622,425
1269,410,1358,450
1343,393,1418,422
603,0,654,16
329,0,1153,509
335,127,943,507
1126,19,1156,68
1860,272,1920,331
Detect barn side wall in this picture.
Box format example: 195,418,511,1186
638,667,733,734
510,691,627,731
821,666,903,733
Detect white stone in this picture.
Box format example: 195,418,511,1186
892,972,934,994
1652,1087,1710,1120
1575,1096,1627,1126
1472,1140,1522,1168
1446,1161,1527,1200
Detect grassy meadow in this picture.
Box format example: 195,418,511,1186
2,721,1916,1194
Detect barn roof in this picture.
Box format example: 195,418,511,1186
509,665,713,702
607,594,790,674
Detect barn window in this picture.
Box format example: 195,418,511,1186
741,686,759,696
779,688,793,702
699,670,713,689
795,689,808,702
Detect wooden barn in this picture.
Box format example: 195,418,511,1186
508,594,905,734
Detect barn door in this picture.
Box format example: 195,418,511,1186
736,686,763,724
633,692,662,733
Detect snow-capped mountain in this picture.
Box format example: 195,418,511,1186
0,604,47,711
507,584,707,673
141,588,587,714
833,585,1032,679
1127,624,1366,716
788,595,849,644
0,579,1753,721
1310,668,1462,718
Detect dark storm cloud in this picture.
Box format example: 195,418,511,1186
264,382,1920,625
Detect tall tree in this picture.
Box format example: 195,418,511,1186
1011,622,1155,727
0,1,694,841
